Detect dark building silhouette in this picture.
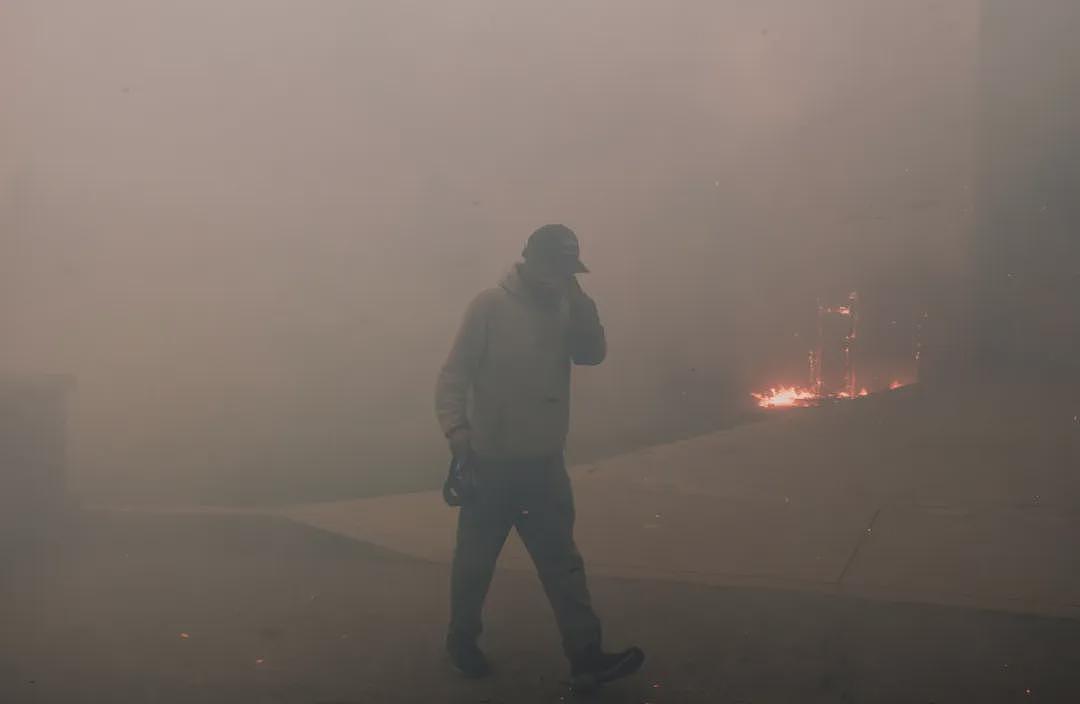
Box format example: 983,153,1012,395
976,0,1080,378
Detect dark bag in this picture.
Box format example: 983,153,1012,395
442,456,478,507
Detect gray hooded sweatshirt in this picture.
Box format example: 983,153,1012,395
435,265,606,460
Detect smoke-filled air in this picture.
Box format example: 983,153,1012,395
2,1,1079,702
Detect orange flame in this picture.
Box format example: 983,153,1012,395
752,386,819,408
754,383,904,409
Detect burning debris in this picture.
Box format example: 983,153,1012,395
753,291,912,408
752,386,823,408
812,291,860,397
752,385,872,409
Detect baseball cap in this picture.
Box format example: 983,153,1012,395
522,224,589,274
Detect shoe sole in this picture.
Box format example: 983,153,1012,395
445,652,491,679
569,648,645,693
450,663,491,679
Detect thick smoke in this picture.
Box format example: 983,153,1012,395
2,1,982,503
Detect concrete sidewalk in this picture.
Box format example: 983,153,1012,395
281,382,1080,619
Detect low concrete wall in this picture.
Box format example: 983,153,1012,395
0,374,74,552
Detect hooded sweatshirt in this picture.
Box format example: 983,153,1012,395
435,265,606,460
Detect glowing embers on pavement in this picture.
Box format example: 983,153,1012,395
751,381,908,409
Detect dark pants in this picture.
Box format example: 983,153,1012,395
448,455,602,660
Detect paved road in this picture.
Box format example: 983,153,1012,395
4,509,1080,703
13,379,1077,702
284,381,1080,618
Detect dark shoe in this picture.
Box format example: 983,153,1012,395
569,645,645,693
446,636,491,679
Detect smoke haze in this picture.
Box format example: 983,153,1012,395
2,1,991,503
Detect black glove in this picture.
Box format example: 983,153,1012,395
442,455,478,507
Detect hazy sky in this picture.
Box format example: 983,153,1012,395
1,1,983,500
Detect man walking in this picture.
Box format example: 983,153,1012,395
435,224,644,691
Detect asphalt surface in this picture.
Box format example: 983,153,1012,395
3,510,1080,704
